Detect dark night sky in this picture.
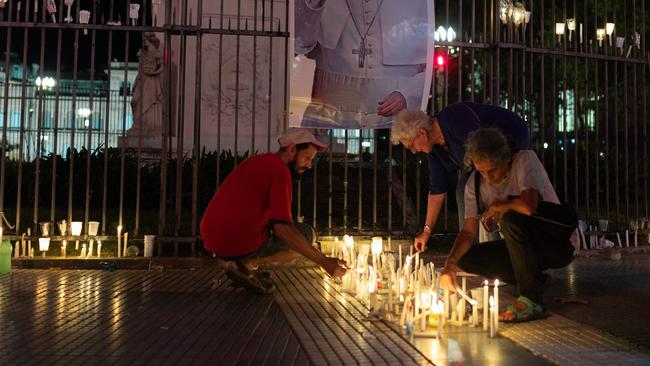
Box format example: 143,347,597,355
1,0,149,75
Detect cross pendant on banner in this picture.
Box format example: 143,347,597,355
352,40,372,68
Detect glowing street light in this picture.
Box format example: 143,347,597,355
555,22,565,43
35,76,56,90
78,107,91,128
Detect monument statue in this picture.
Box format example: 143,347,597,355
130,32,164,135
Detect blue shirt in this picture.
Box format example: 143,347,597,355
427,102,529,194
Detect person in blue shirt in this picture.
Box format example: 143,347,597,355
391,102,529,252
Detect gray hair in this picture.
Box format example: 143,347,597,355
390,110,432,145
464,128,513,169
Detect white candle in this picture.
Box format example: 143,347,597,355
634,230,638,247
483,280,489,330
62,240,67,258
625,230,629,248
97,240,101,257
472,299,478,327
579,23,583,43
117,225,122,257
459,276,467,323
616,233,622,248
398,244,402,270
88,240,94,257
437,300,443,338
489,295,495,338
494,279,500,331
27,229,32,258
123,232,129,256
21,233,25,257
14,241,19,258
80,243,86,258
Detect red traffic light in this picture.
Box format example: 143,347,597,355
435,54,447,68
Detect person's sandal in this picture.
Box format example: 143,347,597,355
500,295,549,323
225,261,276,295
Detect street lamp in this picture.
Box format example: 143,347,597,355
78,107,91,128
35,76,56,91
596,28,606,48
555,22,565,43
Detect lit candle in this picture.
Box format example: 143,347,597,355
61,240,67,258
117,225,123,257
14,241,19,258
483,280,489,330
97,240,102,258
494,279,500,331
88,240,94,258
80,243,86,258
21,233,26,257
489,295,495,338
123,232,129,256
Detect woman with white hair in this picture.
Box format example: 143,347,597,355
438,128,577,322
391,102,529,252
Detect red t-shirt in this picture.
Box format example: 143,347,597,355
200,153,293,256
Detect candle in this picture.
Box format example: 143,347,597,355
459,276,467,324
97,240,102,258
437,300,443,338
634,230,638,247
88,240,94,257
398,244,402,270
14,241,19,258
579,23,583,44
494,279,500,331
472,299,478,327
489,295,495,338
62,240,67,258
123,232,129,256
483,280,489,330
21,233,25,257
616,233,622,248
625,230,629,248
80,243,86,258
117,225,122,257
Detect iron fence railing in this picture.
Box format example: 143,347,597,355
0,0,647,256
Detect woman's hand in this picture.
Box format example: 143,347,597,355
439,261,461,291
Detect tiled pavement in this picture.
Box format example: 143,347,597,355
2,251,650,365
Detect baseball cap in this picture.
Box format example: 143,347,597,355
278,128,327,152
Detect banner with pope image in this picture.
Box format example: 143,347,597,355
289,0,435,129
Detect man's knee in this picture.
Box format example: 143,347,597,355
499,211,529,234
294,222,316,244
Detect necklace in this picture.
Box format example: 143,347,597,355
345,0,385,68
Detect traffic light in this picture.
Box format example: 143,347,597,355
435,54,447,69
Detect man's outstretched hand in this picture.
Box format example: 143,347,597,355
322,257,348,277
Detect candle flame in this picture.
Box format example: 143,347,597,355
494,279,500,287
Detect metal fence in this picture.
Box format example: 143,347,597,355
0,0,648,254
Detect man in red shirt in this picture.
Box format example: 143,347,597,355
201,128,347,294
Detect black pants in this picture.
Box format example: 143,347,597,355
457,211,575,303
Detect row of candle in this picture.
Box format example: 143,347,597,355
331,235,501,338
0,222,132,258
